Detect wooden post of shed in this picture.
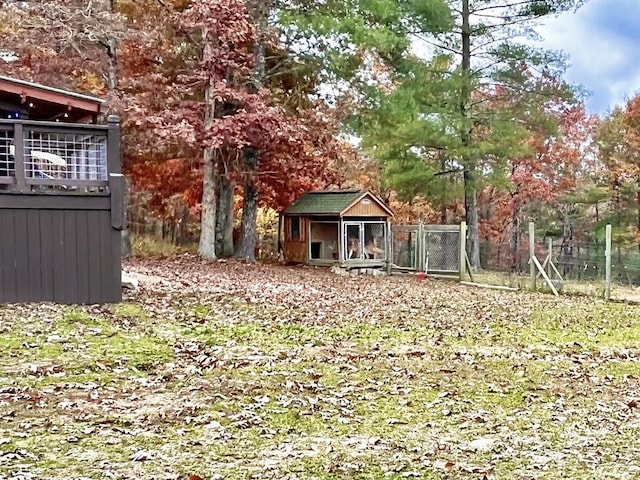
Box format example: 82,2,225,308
107,115,122,174
13,122,27,193
386,219,393,274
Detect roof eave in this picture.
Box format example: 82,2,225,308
0,75,105,114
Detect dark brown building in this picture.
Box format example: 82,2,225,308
0,76,123,304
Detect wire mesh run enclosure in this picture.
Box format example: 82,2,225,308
0,116,124,304
392,224,464,276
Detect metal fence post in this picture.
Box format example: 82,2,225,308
459,221,467,281
605,224,612,301
529,222,536,290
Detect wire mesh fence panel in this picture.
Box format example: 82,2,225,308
423,229,459,273
551,241,606,282
477,231,640,300
535,238,640,287
475,240,527,289
392,227,419,270
608,244,640,287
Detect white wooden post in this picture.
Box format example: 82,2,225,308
417,222,424,272
547,237,553,277
459,221,467,281
529,222,536,290
605,224,612,301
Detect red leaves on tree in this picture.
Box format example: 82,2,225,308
482,104,599,242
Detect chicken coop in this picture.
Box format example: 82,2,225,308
280,190,393,268
0,75,124,304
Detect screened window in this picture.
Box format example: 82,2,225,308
288,217,301,241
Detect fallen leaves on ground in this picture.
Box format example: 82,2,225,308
0,255,638,479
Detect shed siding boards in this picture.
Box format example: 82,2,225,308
283,216,308,263
0,195,121,304
283,239,307,264
343,199,389,217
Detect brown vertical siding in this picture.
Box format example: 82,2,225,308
343,197,390,217
0,195,121,304
284,241,307,263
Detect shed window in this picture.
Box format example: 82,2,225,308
289,217,301,241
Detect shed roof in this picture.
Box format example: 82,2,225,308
284,189,393,216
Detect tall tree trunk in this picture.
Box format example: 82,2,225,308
460,0,480,270
105,38,119,93
235,179,259,262
561,206,573,277
199,149,217,259
235,0,268,262
216,172,235,257
198,36,217,259
235,148,259,261
440,153,447,223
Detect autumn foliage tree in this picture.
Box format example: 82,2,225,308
1,0,611,268
482,103,599,270
136,0,348,261
0,0,347,261
597,94,640,241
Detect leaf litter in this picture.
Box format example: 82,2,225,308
0,255,638,478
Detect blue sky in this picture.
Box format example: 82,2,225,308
536,0,640,114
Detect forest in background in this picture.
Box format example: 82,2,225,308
2,0,640,280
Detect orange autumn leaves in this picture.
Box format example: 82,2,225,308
481,105,600,242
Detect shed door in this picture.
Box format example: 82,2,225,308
344,222,363,260
343,221,388,261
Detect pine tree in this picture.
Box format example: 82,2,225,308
355,0,588,269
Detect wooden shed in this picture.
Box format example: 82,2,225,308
0,76,123,304
280,189,393,267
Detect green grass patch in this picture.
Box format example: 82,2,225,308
86,333,173,371
516,303,640,348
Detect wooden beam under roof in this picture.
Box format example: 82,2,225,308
0,75,105,116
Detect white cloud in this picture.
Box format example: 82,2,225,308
535,0,640,113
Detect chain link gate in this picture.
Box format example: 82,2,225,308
391,223,466,277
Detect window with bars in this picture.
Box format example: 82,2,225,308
23,131,107,181
0,130,15,178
